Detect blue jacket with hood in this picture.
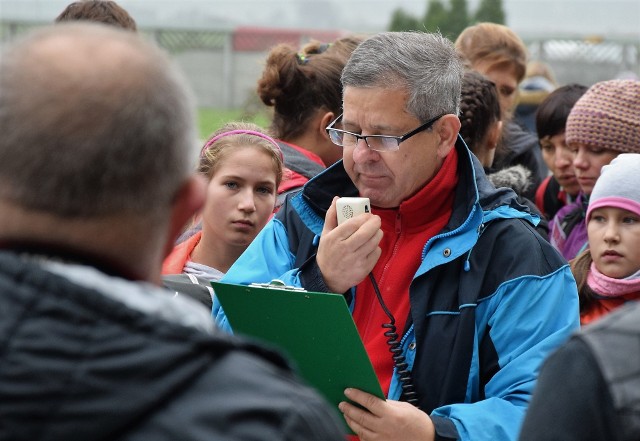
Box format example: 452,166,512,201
214,137,579,441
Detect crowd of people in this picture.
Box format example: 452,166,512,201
1,1,640,441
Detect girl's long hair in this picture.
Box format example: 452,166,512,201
570,248,598,313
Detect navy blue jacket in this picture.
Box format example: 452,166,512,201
215,137,579,440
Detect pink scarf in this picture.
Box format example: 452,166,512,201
587,262,640,297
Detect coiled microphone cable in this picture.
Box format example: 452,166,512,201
368,272,419,406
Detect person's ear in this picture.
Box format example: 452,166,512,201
162,174,206,259
487,120,503,152
436,114,461,159
319,111,335,140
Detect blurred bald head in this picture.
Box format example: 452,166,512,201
0,24,203,280
0,23,198,219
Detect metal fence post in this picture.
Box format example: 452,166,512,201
222,31,233,109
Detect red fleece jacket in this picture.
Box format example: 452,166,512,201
352,148,459,396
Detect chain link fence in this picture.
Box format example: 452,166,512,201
528,37,640,86
2,21,639,110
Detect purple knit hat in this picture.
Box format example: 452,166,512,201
566,79,640,153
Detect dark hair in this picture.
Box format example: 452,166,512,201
458,71,501,152
256,35,363,141
55,0,137,31
535,83,588,140
570,249,598,314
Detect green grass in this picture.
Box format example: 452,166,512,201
198,108,271,140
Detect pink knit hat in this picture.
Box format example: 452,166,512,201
586,153,640,222
566,79,640,153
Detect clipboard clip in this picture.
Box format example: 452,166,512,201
249,279,308,292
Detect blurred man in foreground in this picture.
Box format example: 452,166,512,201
0,23,344,441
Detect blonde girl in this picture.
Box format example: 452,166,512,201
162,122,283,306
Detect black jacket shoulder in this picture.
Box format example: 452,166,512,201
0,252,345,441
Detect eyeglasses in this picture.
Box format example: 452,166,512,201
326,113,445,152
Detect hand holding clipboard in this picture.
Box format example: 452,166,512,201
212,280,384,433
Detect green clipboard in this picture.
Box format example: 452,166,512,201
212,281,384,431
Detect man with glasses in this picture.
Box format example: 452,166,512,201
217,31,579,441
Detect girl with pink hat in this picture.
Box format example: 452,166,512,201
571,154,640,325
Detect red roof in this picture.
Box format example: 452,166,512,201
233,26,345,51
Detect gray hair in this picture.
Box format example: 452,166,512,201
341,31,463,121
0,23,198,220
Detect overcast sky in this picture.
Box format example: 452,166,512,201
1,0,639,40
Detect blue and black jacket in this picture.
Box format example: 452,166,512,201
214,137,579,441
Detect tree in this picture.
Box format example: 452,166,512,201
423,0,448,33
387,0,500,36
474,0,506,24
444,0,469,39
389,8,421,32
